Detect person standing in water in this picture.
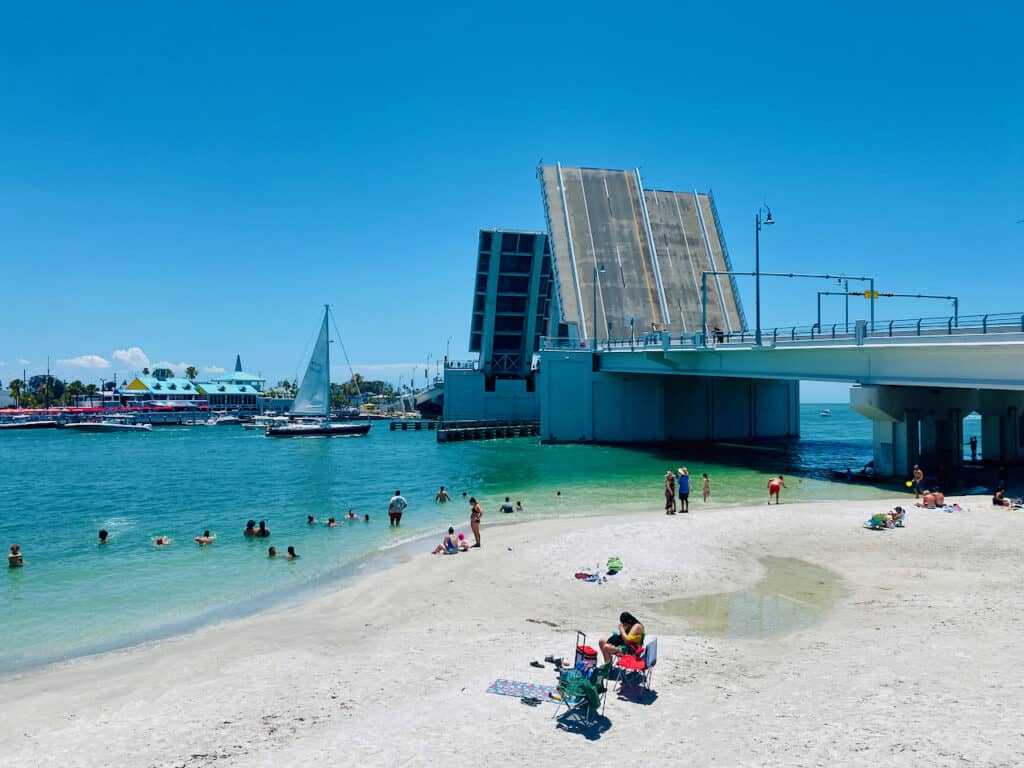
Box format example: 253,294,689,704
469,496,483,548
8,544,24,568
702,473,711,503
768,475,786,505
677,467,690,513
435,486,451,503
388,490,408,527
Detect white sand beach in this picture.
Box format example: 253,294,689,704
2,496,1023,767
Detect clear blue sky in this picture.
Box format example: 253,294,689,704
1,2,1020,400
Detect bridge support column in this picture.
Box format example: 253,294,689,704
853,385,1024,476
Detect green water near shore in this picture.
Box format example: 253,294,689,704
1,405,891,671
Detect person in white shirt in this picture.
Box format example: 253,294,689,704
388,490,408,527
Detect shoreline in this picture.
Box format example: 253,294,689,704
0,491,834,675
3,494,1023,766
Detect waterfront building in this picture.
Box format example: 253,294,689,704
124,368,205,404
195,356,265,414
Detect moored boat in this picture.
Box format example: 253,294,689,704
266,305,372,438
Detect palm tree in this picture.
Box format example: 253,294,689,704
9,379,22,407
65,380,85,406
142,367,150,376
184,366,198,381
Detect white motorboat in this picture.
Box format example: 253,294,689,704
819,409,832,417
243,415,289,430
63,416,152,433
266,305,371,438
208,414,242,426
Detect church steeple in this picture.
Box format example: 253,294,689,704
234,354,243,373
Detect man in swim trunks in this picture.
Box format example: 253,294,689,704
500,496,514,513
388,490,407,527
677,467,690,513
768,475,786,504
911,465,924,498
435,486,451,503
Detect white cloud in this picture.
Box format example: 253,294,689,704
58,354,111,369
202,365,227,375
152,361,195,377
112,347,151,369
17,358,30,365
343,362,424,372
0,361,6,367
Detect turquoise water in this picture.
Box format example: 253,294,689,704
1,404,897,670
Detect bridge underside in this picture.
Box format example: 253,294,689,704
539,353,798,443
853,385,1024,477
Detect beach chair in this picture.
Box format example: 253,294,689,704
552,663,610,725
614,636,657,694
863,513,889,530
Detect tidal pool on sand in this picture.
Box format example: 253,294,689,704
654,557,842,639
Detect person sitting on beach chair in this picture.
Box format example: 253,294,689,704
888,507,906,527
599,612,645,663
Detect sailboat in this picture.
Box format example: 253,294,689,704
266,306,371,438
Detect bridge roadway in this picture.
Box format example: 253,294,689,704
545,314,1024,392
537,313,1024,473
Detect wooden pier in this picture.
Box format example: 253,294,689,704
388,418,540,441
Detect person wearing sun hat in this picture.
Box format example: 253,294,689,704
677,467,690,513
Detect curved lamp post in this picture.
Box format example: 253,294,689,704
755,205,775,346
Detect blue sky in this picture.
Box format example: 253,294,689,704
1,2,1020,400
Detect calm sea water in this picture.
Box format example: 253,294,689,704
0,404,976,671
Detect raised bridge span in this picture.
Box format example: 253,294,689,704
537,312,1024,476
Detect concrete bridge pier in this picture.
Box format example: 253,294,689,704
538,352,799,443
852,385,1024,478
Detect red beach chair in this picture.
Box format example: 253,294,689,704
614,637,657,693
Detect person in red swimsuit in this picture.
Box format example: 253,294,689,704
768,475,786,504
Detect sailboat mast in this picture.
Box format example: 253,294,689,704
323,304,331,418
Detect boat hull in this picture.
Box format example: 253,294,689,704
266,422,371,438
62,422,153,433
0,420,59,430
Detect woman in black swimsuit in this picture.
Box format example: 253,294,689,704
469,497,483,548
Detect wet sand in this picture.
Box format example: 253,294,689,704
1,496,1022,767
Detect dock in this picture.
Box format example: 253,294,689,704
435,419,540,442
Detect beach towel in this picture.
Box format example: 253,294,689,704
486,679,558,701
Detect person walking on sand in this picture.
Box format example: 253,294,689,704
702,473,711,502
768,475,786,504
911,465,924,498
388,490,407,527
469,496,483,548
677,467,690,513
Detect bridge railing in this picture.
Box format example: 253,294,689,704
539,311,1024,353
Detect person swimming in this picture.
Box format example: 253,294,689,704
307,515,316,525
255,520,270,538
345,509,358,520
154,536,171,546
515,500,523,511
195,530,216,545
243,520,257,537
98,529,109,545
268,546,277,558
286,546,299,560
363,514,370,523
8,543,24,568
326,517,337,527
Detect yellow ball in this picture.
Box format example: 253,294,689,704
905,480,913,487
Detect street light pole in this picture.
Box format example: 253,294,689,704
754,206,774,347
592,262,606,351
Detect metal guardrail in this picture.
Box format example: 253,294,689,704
539,312,1024,352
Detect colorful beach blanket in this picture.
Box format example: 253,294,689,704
486,679,558,701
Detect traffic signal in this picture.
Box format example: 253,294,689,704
863,290,879,299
